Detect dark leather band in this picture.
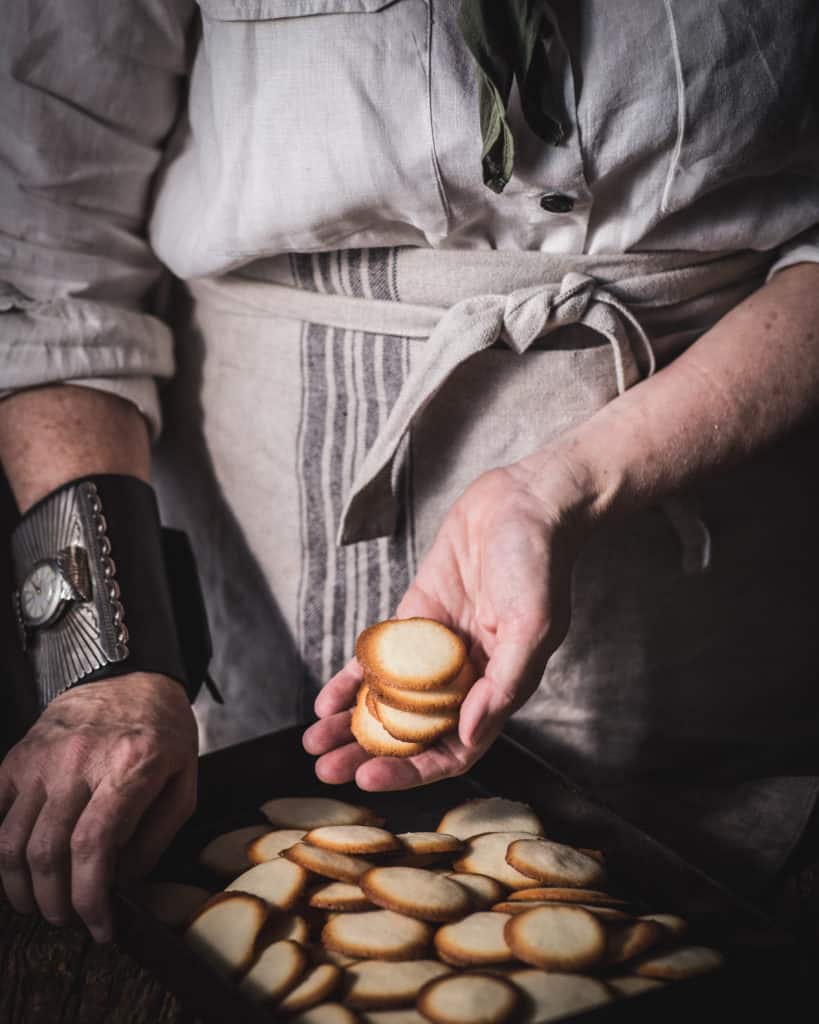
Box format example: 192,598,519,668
13,475,215,705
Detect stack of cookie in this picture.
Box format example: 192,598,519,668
351,618,475,757
137,795,726,1024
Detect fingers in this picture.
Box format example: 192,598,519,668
314,742,372,785
394,586,450,623
70,772,167,943
354,733,479,791
26,783,91,927
0,775,14,818
314,661,363,718
303,709,354,755
117,765,198,886
0,782,46,914
457,616,550,748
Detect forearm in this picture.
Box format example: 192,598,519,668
522,262,819,526
0,385,151,514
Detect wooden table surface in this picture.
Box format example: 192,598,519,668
0,892,191,1024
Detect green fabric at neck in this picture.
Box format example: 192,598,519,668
457,0,565,193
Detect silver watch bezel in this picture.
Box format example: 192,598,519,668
18,557,72,629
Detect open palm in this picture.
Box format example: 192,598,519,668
304,459,589,790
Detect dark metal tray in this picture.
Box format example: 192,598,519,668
115,726,806,1022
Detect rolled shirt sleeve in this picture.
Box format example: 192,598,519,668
0,0,195,436
766,225,819,282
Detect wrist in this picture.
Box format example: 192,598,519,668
511,421,626,541
50,671,192,712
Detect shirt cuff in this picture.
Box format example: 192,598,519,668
766,226,819,282
0,284,174,438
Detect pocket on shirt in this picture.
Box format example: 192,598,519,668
660,0,819,215
186,0,449,254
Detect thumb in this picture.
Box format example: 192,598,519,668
457,617,551,748
394,586,450,624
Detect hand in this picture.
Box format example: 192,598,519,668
0,673,198,942
304,453,598,791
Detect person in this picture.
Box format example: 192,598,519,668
1,0,818,949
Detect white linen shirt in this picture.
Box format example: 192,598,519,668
1,0,818,432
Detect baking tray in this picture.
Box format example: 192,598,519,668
114,725,806,1022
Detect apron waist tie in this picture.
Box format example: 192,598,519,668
337,270,711,574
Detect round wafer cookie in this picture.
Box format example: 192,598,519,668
491,901,628,921
360,868,472,923
290,1003,360,1024
433,912,515,967
452,832,544,889
508,888,626,907
366,685,386,720
438,800,544,841
322,910,431,961
279,964,342,1012
226,857,309,910
356,619,466,691
604,920,666,965
574,905,631,922
134,882,211,930
320,950,360,968
370,663,475,714
283,843,373,883
385,856,446,869
607,975,665,996
260,797,381,830
639,913,688,939
265,911,311,945
505,840,606,889
309,882,372,912
444,874,505,910
184,893,269,978
417,972,519,1024
371,697,459,744
305,826,400,856
504,905,606,972
198,825,271,878
352,685,427,758
342,960,452,1009
248,830,308,864
508,968,612,1022
490,901,553,915
634,945,725,980
578,847,605,863
238,940,308,1004
362,1010,427,1024
396,834,464,858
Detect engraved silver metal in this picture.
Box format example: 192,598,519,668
11,482,129,708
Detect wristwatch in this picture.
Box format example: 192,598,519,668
18,546,96,632
11,480,129,705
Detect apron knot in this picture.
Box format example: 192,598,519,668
502,272,595,352
336,266,711,574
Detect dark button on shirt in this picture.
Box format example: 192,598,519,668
539,192,575,213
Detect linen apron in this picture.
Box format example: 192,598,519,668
154,246,819,894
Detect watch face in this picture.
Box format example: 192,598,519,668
20,561,66,628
